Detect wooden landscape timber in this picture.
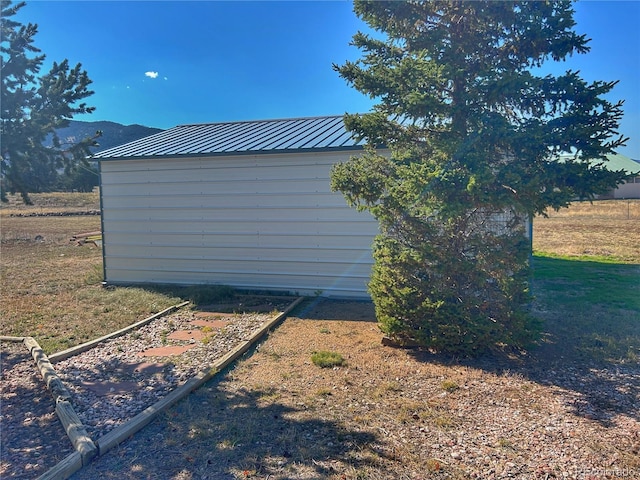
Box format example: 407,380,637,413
70,230,102,247
32,296,304,479
24,337,73,402
55,400,97,464
21,336,97,476
48,301,190,363
37,452,83,480
94,296,304,453
0,336,26,342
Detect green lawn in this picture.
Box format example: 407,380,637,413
532,253,640,364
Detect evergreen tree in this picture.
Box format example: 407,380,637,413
1,0,99,203
331,0,628,354
56,161,99,193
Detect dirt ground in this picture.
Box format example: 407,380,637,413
69,298,640,480
2,196,639,479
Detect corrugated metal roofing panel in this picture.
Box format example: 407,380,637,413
93,115,365,159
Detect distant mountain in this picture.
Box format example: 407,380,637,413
53,120,163,153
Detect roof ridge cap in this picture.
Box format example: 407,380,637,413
176,114,346,128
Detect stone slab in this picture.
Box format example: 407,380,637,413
137,345,195,357
81,380,139,396
189,319,228,329
168,330,205,341
117,361,166,376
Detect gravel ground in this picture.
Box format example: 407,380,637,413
0,306,277,479
72,300,640,480
2,299,639,480
1,341,74,479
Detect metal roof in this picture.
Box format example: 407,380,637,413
558,152,640,175
92,115,365,160
599,153,640,175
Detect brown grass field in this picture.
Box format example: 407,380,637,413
1,192,184,353
533,199,640,262
2,194,637,353
1,193,639,479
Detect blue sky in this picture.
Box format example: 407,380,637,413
18,0,640,159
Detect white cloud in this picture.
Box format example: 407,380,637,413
145,71,159,79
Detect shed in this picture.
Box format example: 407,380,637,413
558,152,640,199
599,153,640,199
93,115,379,298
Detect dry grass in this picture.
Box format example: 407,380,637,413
75,299,640,480
3,194,640,479
0,192,183,353
533,199,640,262
0,191,100,215
0,218,183,352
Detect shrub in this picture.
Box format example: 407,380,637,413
369,215,538,355
311,350,345,368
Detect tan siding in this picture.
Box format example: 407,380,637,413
613,180,640,199
101,192,351,209
100,151,378,297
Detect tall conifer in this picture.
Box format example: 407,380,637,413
332,1,627,354
1,0,98,203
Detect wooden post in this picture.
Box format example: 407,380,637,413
23,337,71,402
55,400,97,464
0,335,26,342
36,451,83,480
23,337,97,466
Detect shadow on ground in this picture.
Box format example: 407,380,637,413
70,263,638,478
0,344,74,478
292,297,377,322
296,287,640,429
73,381,381,479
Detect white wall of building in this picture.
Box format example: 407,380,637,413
613,177,640,199
100,151,379,298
